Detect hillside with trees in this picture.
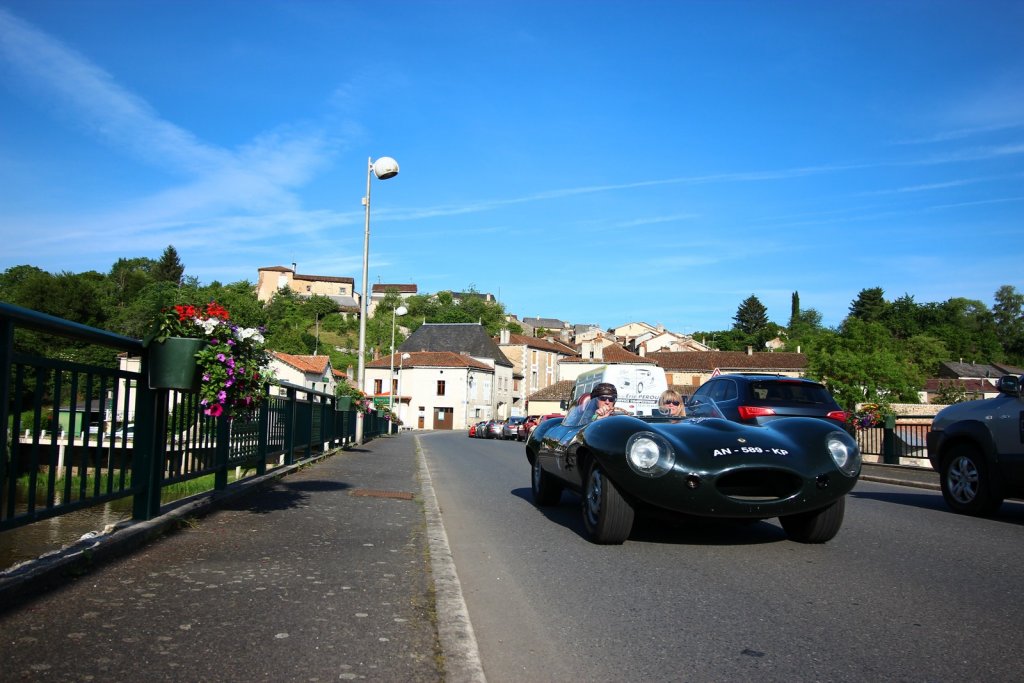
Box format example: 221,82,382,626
0,248,516,382
1,249,1020,410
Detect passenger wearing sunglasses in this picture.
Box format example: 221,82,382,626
658,389,686,418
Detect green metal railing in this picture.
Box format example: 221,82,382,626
1,301,383,533
855,417,931,465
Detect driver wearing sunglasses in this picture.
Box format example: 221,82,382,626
658,389,686,417
591,383,619,420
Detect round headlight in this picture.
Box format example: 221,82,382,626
827,432,861,477
626,432,675,478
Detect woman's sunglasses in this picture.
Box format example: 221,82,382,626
661,400,680,406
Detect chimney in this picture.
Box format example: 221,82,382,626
499,328,510,345
746,346,753,355
291,262,297,272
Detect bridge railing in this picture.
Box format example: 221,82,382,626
1,302,379,534
854,417,932,465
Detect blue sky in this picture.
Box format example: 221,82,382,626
1,1,1022,335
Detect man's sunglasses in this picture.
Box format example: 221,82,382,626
596,396,616,402
662,400,680,406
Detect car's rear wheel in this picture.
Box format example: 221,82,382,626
940,445,1003,515
779,496,845,543
531,458,563,506
582,463,634,544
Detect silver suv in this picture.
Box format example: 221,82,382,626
927,375,1024,515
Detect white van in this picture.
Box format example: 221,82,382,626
571,365,668,416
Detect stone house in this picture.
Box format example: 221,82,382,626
366,351,496,430
256,265,358,312
268,352,337,396
495,330,577,416
367,323,514,430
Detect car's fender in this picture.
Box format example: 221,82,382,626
928,419,998,469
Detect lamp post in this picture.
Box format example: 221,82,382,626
387,305,408,426
397,352,411,429
356,156,400,445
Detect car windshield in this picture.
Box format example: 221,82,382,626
682,395,726,420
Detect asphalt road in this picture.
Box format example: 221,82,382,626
420,431,1024,683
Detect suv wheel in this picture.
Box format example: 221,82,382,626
940,444,1003,516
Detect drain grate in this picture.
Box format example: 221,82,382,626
350,488,414,500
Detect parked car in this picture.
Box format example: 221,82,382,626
927,374,1024,515
485,419,504,439
468,422,478,438
517,415,540,441
686,374,847,428
527,395,860,544
502,416,526,440
473,421,489,438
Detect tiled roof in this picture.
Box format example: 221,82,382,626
273,352,331,374
646,350,807,371
992,362,1024,375
522,317,568,329
602,343,647,363
499,333,577,355
559,343,649,364
398,323,514,367
367,351,493,372
259,265,292,272
923,378,996,392
294,273,353,284
938,360,1023,379
372,283,418,293
525,379,574,402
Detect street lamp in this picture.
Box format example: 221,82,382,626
387,304,408,420
397,352,411,429
356,156,400,445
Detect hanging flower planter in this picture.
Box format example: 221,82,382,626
337,396,353,411
148,337,207,392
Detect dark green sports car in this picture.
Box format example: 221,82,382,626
526,396,861,544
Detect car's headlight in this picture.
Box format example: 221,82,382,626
626,432,675,478
827,432,861,477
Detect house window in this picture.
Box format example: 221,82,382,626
392,378,398,393
374,379,383,394
437,380,446,396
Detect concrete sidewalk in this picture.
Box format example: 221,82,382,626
0,434,476,682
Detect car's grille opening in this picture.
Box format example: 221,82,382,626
716,469,802,501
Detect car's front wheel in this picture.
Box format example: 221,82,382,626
582,463,634,544
940,445,1003,515
531,457,563,506
779,496,845,543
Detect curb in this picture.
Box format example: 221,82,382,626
415,435,487,683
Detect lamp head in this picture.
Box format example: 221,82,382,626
371,157,400,180
395,305,408,316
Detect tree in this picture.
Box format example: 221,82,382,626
993,285,1024,362
934,380,969,405
848,287,887,322
401,287,514,337
785,307,825,352
809,319,924,409
789,291,800,329
152,245,185,285
733,294,768,335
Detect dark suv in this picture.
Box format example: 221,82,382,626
686,374,847,427
927,374,1024,516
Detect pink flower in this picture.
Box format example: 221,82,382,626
204,403,224,417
